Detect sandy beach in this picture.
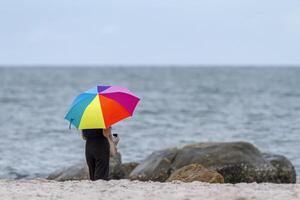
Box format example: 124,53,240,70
0,179,299,200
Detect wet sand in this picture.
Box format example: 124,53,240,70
0,179,299,200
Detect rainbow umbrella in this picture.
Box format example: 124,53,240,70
65,85,140,129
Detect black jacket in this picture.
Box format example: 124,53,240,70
82,129,104,139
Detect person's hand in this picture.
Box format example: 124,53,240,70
103,127,118,157
112,135,119,146
103,127,111,138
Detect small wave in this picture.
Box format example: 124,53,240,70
0,97,21,104
0,167,28,179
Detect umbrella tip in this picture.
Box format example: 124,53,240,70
69,119,74,130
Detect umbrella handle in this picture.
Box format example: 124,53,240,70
69,119,74,130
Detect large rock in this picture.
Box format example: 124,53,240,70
166,163,224,183
129,148,178,182
47,162,88,181
262,153,296,183
170,142,279,183
129,142,296,183
47,153,122,181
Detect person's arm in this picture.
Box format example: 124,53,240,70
103,127,118,156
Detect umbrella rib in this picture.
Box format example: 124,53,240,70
100,91,140,100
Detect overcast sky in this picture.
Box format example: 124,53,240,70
0,0,300,66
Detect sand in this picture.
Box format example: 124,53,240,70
0,179,299,200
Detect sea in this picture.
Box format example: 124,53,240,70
0,67,299,179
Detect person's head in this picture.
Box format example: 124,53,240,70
82,128,103,134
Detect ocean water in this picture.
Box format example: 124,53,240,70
0,67,299,179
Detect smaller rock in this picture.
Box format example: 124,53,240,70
129,148,178,182
120,162,139,179
262,153,296,183
47,162,88,181
113,162,139,180
47,153,122,181
167,163,224,183
108,153,122,180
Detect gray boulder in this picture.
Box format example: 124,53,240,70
171,142,278,183
129,142,296,183
47,162,88,181
47,153,122,181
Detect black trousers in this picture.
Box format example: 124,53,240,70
85,137,110,181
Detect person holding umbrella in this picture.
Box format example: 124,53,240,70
65,85,140,181
81,127,118,180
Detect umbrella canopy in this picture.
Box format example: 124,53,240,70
65,85,140,129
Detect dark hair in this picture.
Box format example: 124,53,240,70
82,129,104,139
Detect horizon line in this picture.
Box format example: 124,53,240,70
0,64,300,68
